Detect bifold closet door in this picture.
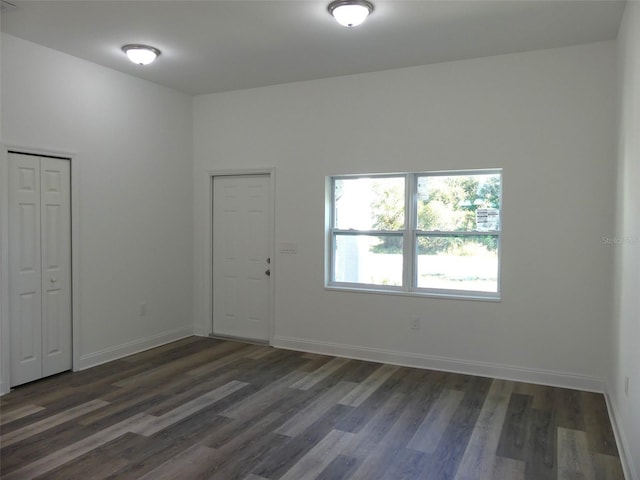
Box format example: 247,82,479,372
8,153,71,387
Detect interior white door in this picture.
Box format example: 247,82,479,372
8,153,72,386
212,175,271,341
40,157,72,378
9,154,43,385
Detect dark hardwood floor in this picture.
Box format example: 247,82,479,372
0,337,625,479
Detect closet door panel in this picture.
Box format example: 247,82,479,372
40,157,72,377
9,153,43,385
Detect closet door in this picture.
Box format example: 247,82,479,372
9,153,43,385
40,157,72,377
8,153,72,386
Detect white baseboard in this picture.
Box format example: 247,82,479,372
77,327,194,371
604,387,638,480
0,379,7,396
273,336,604,393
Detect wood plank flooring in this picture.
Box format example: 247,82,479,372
0,337,625,480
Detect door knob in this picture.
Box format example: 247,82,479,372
265,269,271,276
50,277,57,283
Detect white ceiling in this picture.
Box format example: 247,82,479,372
1,0,625,96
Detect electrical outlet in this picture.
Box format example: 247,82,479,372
139,302,147,317
410,315,420,330
624,376,629,397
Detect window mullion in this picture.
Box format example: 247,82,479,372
403,173,415,291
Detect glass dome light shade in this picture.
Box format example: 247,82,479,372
122,45,161,65
328,0,374,27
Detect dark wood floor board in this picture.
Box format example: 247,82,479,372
103,412,234,480
492,455,526,480
0,372,75,405
279,429,356,480
104,434,197,480
0,404,45,426
186,343,266,377
197,399,269,448
338,364,399,407
136,443,216,480
1,398,109,447
0,418,98,476
315,454,361,480
76,388,173,430
140,411,233,470
453,379,514,479
347,377,442,480
382,445,432,480
592,453,626,480
407,387,464,454
1,376,117,414
192,414,288,479
221,369,307,420
205,432,291,480
113,341,245,389
441,370,479,391
145,366,244,417
428,379,492,480
290,356,352,390
2,412,151,480
295,354,336,373
65,359,157,389
32,435,132,480
275,380,357,437
146,337,222,365
580,391,619,457
234,350,311,388
129,381,248,437
252,403,354,479
523,408,557,480
116,413,229,465
496,392,534,460
555,388,585,431
0,336,624,480
513,382,556,411
344,392,408,459
334,367,414,434
210,410,283,455
336,359,382,383
245,345,278,360
557,427,596,480
120,336,203,364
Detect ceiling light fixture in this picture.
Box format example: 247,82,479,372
328,0,374,27
122,44,161,66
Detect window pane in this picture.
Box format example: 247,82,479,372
334,177,405,230
334,234,403,286
416,174,500,231
416,235,498,292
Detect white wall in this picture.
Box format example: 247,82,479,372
0,34,194,392
194,41,617,390
611,3,640,479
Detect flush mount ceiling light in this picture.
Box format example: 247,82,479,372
122,44,161,66
328,0,374,27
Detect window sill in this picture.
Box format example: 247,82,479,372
325,284,501,302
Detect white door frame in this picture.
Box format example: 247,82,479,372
206,168,275,344
0,144,81,394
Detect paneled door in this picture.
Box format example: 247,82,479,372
8,152,72,386
212,175,271,341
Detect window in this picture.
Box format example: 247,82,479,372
328,170,502,299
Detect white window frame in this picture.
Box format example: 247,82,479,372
326,169,502,301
